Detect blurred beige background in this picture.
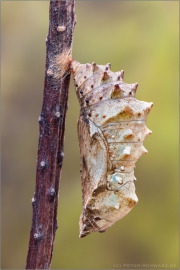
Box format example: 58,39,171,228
1,1,179,269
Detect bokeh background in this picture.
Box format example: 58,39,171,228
1,1,179,269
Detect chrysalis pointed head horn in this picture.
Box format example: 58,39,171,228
132,82,138,91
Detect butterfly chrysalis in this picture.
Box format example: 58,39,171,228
71,61,153,238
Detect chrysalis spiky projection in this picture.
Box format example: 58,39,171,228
71,61,153,238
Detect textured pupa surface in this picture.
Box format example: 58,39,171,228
71,60,153,238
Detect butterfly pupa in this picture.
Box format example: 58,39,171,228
71,60,153,238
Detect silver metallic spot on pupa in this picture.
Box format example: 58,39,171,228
71,60,153,238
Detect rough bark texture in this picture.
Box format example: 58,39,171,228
26,1,76,269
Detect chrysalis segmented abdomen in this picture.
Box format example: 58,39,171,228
71,60,153,238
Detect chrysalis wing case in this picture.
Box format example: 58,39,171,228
71,61,153,238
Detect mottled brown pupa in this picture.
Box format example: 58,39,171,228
71,61,153,238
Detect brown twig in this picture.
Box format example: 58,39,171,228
26,1,76,269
